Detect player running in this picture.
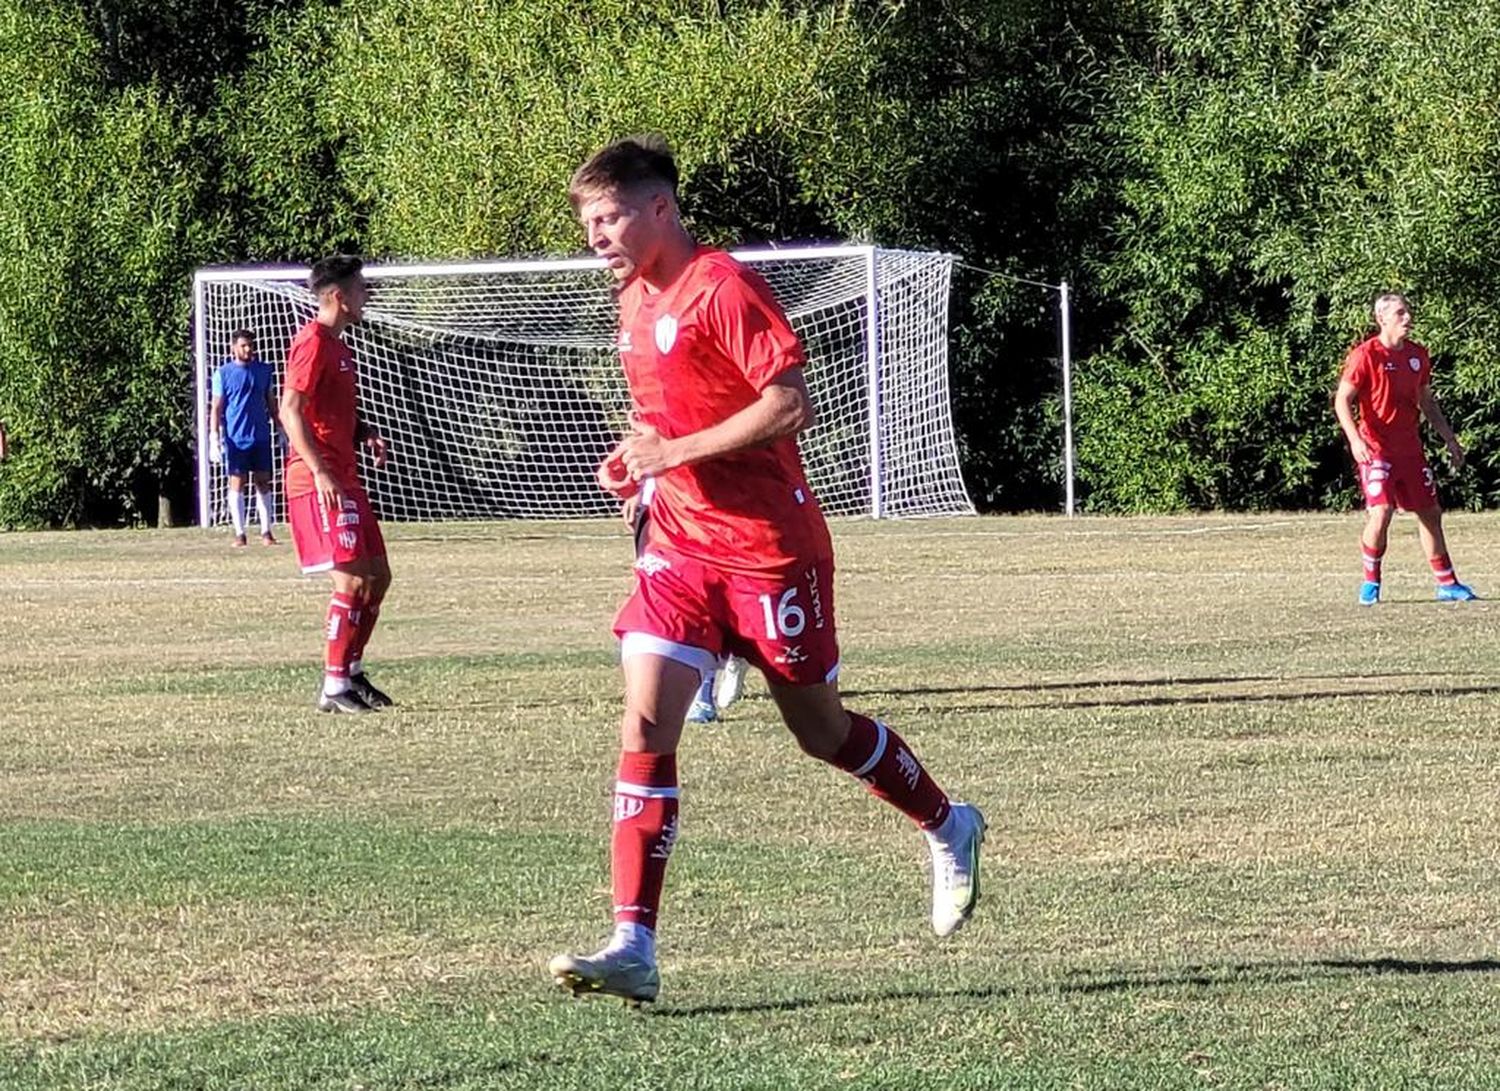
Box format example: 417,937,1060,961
549,136,985,1005
278,255,396,713
1335,292,1475,606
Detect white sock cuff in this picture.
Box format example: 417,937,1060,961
850,720,889,778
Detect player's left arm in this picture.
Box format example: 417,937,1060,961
263,368,280,439
621,373,812,479
1419,383,1464,470
353,412,389,469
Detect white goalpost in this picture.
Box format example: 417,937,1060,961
192,245,974,527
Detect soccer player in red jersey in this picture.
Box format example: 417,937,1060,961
548,136,986,1004
1335,292,1475,605
278,255,396,712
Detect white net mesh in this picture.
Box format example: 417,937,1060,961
193,247,973,525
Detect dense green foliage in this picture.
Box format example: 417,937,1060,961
4,0,1500,523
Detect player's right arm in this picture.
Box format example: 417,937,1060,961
597,437,640,498
620,373,812,480
1334,378,1370,464
279,389,343,512
1334,349,1370,464
209,371,225,463
279,340,344,513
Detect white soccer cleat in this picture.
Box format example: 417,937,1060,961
548,947,660,1005
927,802,986,938
714,656,748,710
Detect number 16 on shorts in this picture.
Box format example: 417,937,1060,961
739,558,840,687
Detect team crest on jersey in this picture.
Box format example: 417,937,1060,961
1410,357,1421,371
654,314,678,354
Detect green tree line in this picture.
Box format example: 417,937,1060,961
2,0,1498,525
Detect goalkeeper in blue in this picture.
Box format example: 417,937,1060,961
211,329,279,547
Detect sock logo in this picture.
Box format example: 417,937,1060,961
895,747,921,790
650,814,679,861
614,794,646,822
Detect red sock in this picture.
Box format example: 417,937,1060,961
612,752,679,929
349,602,380,671
1430,553,1458,586
324,594,360,678
829,713,951,830
1362,546,1384,583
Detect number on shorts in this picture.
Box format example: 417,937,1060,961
758,587,807,639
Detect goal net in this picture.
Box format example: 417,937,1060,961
192,246,973,526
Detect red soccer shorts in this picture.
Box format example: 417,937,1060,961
287,484,387,574
1359,452,1439,512
614,543,840,687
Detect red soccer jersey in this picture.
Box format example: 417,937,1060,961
1341,336,1432,458
283,319,360,498
617,247,833,577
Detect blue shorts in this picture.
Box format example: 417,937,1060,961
224,439,273,477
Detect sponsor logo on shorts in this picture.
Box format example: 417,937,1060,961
336,511,360,528
775,644,808,665
337,530,358,550
634,552,671,577
807,566,826,630
1410,357,1421,371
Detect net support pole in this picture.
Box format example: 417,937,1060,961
863,246,884,519
1059,279,1076,518
193,273,211,528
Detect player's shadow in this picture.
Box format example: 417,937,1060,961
843,669,1483,699
842,672,1500,712
653,956,1500,1018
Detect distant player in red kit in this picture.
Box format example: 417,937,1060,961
548,136,986,1004
1335,292,1475,605
279,255,396,712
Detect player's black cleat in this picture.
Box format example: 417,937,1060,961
349,672,394,708
317,688,374,714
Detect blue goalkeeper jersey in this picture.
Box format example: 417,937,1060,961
213,359,274,447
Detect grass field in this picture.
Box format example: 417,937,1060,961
3,513,1500,1089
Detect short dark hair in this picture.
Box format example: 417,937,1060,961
308,254,364,294
569,134,678,208
230,328,255,345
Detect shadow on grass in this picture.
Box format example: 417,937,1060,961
654,957,1500,1018
843,671,1500,711
843,669,1485,700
